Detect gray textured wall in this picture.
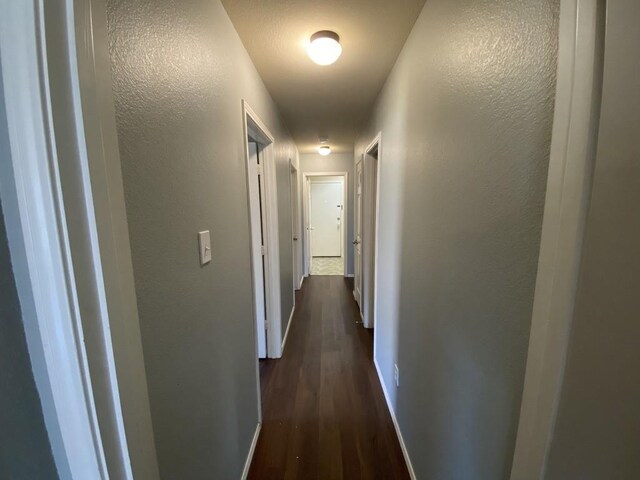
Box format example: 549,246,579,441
545,1,640,478
106,0,296,477
354,0,558,478
299,152,355,275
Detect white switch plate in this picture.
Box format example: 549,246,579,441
198,231,211,265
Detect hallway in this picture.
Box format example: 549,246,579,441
249,276,409,479
6,0,640,478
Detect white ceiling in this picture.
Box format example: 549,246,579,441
221,0,427,153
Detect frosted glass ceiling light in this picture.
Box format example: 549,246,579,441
307,31,342,66
318,145,331,156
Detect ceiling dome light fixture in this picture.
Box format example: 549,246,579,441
318,145,331,156
307,31,342,66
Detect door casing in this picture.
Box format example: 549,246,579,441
354,160,364,310
359,133,382,333
242,100,283,370
302,172,349,277
309,180,344,257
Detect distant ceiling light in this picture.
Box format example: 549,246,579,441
318,145,331,156
307,31,342,66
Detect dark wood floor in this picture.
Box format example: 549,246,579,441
248,276,410,480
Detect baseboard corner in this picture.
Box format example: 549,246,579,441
241,422,261,480
281,305,295,352
373,358,417,480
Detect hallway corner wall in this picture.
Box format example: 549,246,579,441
105,0,296,477
299,152,355,275
354,0,559,478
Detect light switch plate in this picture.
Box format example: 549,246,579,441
198,231,211,265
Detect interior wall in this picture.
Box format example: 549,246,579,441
299,152,355,275
544,0,640,477
354,0,558,478
106,0,297,477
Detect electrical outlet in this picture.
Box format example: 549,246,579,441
394,363,400,387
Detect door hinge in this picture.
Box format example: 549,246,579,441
257,164,264,175
261,245,267,256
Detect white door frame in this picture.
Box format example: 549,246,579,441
242,100,283,364
353,159,364,311
289,161,303,292
0,0,158,478
361,133,382,332
302,171,349,277
510,0,603,477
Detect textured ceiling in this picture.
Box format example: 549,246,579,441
221,0,426,153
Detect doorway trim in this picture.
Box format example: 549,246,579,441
289,161,303,292
510,0,604,477
302,171,349,277
362,132,382,333
242,100,283,366
0,0,158,478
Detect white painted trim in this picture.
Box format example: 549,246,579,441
70,0,160,476
242,100,282,365
0,1,109,477
362,133,382,337
289,161,302,296
353,157,364,310
241,423,262,480
281,305,296,352
345,273,355,278
302,171,349,277
298,275,305,289
374,358,416,480
1,1,161,478
510,0,603,478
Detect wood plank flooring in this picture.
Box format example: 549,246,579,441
248,276,410,480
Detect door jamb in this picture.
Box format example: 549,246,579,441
363,132,382,336
242,100,283,367
0,0,159,478
510,0,604,477
289,161,302,294
302,171,349,277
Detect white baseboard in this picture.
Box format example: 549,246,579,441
345,273,355,278
374,358,416,480
298,275,305,289
281,305,295,352
241,423,261,480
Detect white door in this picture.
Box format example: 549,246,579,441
354,161,363,308
310,182,342,257
248,142,268,358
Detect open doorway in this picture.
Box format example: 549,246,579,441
303,173,348,276
355,133,380,330
242,101,282,365
290,162,303,291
